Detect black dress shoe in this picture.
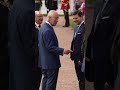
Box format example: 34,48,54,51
63,25,69,27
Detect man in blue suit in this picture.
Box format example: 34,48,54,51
38,10,71,90
70,10,85,90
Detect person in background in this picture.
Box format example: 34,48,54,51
60,0,70,27
34,10,43,90
45,0,58,13
35,0,42,11
38,10,71,90
70,10,85,90
79,0,85,15
74,0,82,11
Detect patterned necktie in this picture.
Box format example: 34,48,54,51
74,25,79,39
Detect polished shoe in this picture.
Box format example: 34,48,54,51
62,25,69,27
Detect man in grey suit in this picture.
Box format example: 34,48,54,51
38,10,71,90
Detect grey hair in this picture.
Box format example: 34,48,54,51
35,11,42,16
47,10,58,18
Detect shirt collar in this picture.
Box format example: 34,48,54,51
35,22,40,27
77,20,84,28
45,21,53,28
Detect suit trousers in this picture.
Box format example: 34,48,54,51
114,61,120,90
94,60,114,90
41,69,59,90
63,10,70,26
33,67,42,90
74,61,85,90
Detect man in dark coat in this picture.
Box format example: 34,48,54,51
86,0,120,89
8,0,35,90
70,10,85,90
111,17,120,90
0,1,9,90
45,0,58,13
34,11,43,90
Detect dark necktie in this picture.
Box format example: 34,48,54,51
38,25,41,28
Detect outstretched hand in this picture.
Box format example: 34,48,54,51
64,49,72,55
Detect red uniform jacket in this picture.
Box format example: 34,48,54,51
60,0,70,10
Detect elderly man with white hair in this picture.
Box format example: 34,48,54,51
33,11,43,90
38,10,71,90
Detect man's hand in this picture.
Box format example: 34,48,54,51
64,49,72,55
78,60,82,65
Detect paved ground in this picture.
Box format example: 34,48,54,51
39,16,94,90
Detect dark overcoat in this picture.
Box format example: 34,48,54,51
0,3,9,90
8,0,35,90
85,0,120,86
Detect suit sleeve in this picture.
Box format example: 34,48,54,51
43,30,64,56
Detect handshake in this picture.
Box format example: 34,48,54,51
63,49,73,55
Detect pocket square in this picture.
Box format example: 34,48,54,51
102,16,110,19
77,33,81,34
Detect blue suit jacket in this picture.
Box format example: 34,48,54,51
70,22,85,62
38,23,64,69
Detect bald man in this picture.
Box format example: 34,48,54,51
38,10,71,90
33,11,43,90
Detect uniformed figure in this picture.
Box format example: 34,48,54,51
45,0,58,13
60,0,70,27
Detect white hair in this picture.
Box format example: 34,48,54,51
47,10,58,18
35,11,42,16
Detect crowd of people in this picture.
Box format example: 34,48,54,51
35,0,85,27
0,0,120,90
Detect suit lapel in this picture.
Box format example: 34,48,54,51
45,23,58,44
74,23,84,39
94,0,109,33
